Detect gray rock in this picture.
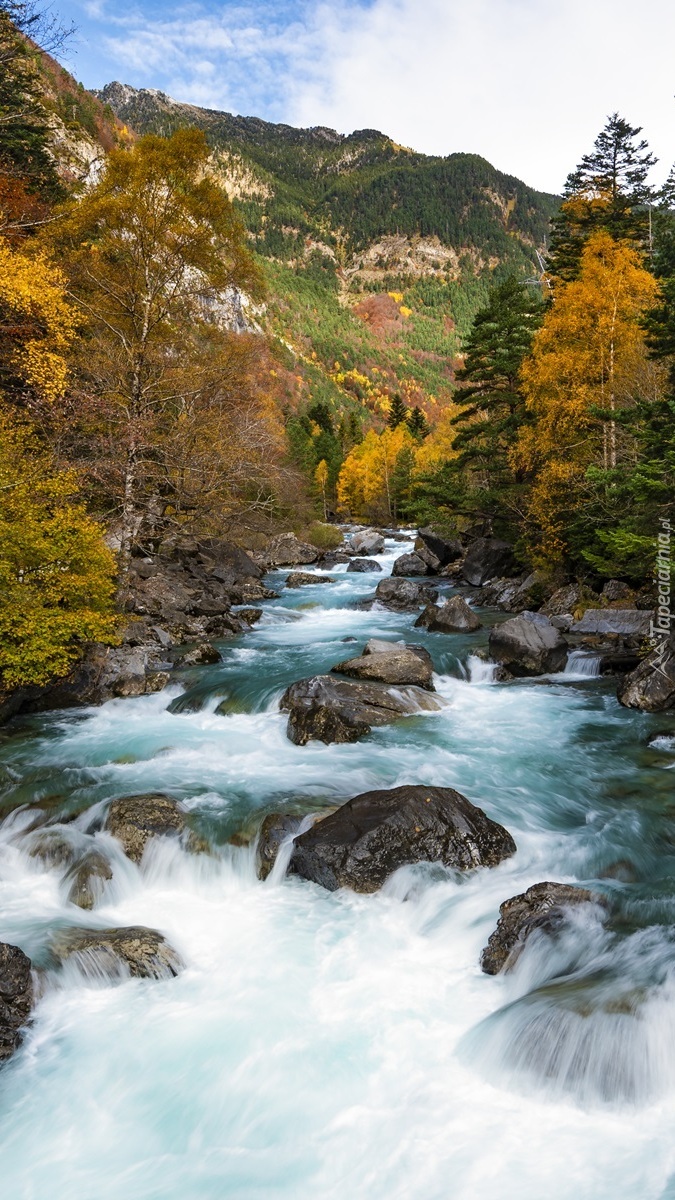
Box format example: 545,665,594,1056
488,611,568,676
285,572,335,587
174,641,221,667
0,942,33,1062
570,609,653,637
374,578,438,610
618,632,675,712
64,850,113,910
105,794,187,863
480,882,604,975
50,926,183,980
346,558,382,573
601,580,634,603
26,828,80,869
392,552,435,577
263,534,319,567
416,528,462,566
279,675,444,745
256,813,303,881
415,595,481,633
350,529,385,555
290,785,516,892
332,642,434,689
237,607,263,625
462,539,516,587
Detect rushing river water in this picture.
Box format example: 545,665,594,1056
1,534,675,1199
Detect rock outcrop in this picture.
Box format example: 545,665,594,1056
480,881,604,974
105,794,187,863
331,640,434,689
0,942,33,1062
462,538,516,587
280,675,443,744
374,578,438,610
415,595,481,633
50,926,183,979
488,611,568,676
618,632,675,712
350,529,385,555
289,784,516,892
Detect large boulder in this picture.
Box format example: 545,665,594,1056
64,850,113,910
279,675,444,745
416,527,462,566
570,609,653,638
331,640,434,689
0,942,33,1062
347,558,382,573
50,926,183,980
541,583,591,617
475,572,548,614
285,571,335,587
392,551,436,577
618,632,675,712
488,611,568,676
350,529,385,555
462,538,516,587
480,881,605,975
263,534,319,567
415,595,481,633
374,578,438,610
105,794,187,863
290,785,516,892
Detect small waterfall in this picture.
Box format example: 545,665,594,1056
564,651,602,678
467,655,498,684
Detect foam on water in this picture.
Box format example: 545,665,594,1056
0,534,674,1199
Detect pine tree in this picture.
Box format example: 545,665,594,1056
548,114,657,282
406,406,429,439
0,7,63,200
387,393,409,429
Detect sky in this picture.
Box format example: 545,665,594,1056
54,0,675,194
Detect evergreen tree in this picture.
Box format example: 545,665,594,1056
548,114,656,282
387,393,409,429
0,6,62,199
406,406,429,439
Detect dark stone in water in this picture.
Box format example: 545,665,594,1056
50,926,183,980
285,572,335,588
346,558,382,573
374,578,438,611
331,639,434,690
256,813,303,881
461,538,516,587
481,881,605,975
105,794,187,863
0,942,33,1062
415,595,481,633
290,784,516,892
279,675,443,745
64,850,113,909
488,611,568,676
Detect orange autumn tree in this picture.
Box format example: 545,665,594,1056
514,230,660,566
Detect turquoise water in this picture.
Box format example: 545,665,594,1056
0,536,674,1199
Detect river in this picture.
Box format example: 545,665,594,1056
1,533,675,1200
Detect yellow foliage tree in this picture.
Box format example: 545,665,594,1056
0,238,77,402
314,458,329,519
413,404,461,474
337,425,415,521
515,230,660,562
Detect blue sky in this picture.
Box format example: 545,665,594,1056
55,0,675,194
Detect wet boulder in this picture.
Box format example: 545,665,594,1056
570,609,653,638
416,527,462,566
64,850,113,910
290,784,516,892
415,595,481,633
618,632,675,712
347,558,382,573
50,926,183,980
256,813,304,881
480,881,605,975
462,538,516,587
25,827,81,869
374,578,438,610
488,611,568,676
350,529,385,555
263,534,319,567
285,571,335,587
392,551,436,577
174,641,221,667
105,794,187,864
331,640,434,689
0,942,33,1062
280,675,444,745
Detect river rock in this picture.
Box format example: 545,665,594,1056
26,828,81,869
285,571,335,587
570,609,652,638
50,926,183,980
374,578,438,610
350,529,385,555
64,850,114,910
541,583,592,617
331,641,434,689
480,881,604,975
416,528,462,566
105,794,187,863
0,942,33,1062
415,595,481,633
392,551,435,577
347,558,382,573
174,641,221,667
618,632,675,712
256,813,303,881
462,538,516,587
289,784,516,892
263,534,319,567
488,611,568,676
280,675,444,745
601,580,634,603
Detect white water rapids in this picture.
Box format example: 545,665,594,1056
1,536,675,1199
